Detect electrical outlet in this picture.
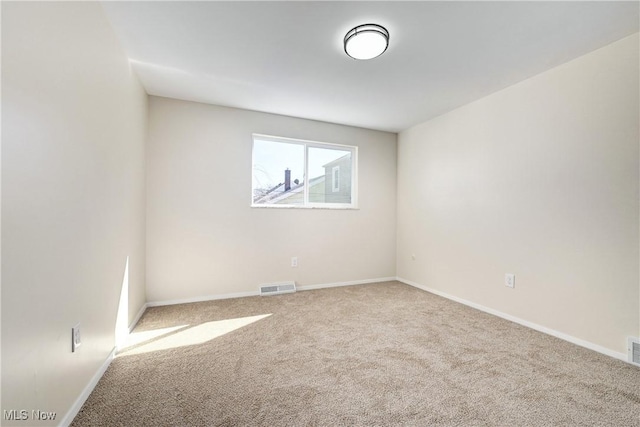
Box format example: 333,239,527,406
72,323,81,352
628,337,640,365
291,257,298,268
505,274,515,289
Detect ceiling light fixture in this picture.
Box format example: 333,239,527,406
344,24,389,60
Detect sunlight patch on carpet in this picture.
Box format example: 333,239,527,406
119,314,272,356
122,324,189,350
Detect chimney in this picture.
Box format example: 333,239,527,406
284,169,291,191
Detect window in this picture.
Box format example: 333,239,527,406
252,134,357,208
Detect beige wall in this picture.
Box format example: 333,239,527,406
147,97,396,302
397,34,639,355
2,3,636,423
2,2,147,424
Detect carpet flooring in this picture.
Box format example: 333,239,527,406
72,281,640,426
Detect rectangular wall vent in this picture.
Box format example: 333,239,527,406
260,281,296,296
628,337,640,366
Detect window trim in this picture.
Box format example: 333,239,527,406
251,133,358,209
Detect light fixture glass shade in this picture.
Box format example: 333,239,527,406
344,24,389,60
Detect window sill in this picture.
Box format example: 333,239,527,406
251,204,359,210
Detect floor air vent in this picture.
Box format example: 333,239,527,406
260,282,296,296
629,337,640,366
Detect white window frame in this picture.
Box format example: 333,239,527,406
251,133,358,209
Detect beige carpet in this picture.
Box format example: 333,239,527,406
72,281,640,426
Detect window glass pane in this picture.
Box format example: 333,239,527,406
308,147,352,204
252,139,304,205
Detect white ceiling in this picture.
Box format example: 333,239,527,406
102,2,638,133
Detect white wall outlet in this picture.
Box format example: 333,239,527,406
628,337,640,365
505,273,515,288
291,257,298,268
72,323,81,352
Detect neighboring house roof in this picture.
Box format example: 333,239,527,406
322,153,351,168
254,175,325,204
254,153,350,204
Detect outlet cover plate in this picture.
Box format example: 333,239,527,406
628,337,640,366
505,274,515,288
72,323,81,352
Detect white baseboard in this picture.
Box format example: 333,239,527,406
396,277,627,362
128,303,148,333
59,347,116,427
147,290,260,307
297,277,396,291
146,277,396,307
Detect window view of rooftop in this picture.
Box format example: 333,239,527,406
252,137,354,207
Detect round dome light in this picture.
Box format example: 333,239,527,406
344,24,389,60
